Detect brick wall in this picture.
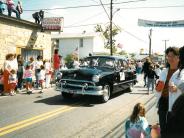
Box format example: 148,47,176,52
0,15,51,67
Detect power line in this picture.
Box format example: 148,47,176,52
99,0,110,19
90,0,99,4
118,4,184,10
23,0,147,12
122,28,148,44
63,20,148,44
66,11,105,27
112,13,148,44
64,22,104,28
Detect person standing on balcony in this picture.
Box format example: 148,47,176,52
6,0,20,18
16,0,22,18
0,0,6,14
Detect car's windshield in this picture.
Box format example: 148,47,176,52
81,57,115,69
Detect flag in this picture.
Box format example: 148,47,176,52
73,47,79,55
117,43,123,49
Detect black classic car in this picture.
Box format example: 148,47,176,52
59,56,137,102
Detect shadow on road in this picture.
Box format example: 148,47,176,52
34,90,129,107
129,92,148,95
34,94,107,107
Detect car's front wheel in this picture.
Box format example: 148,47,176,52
62,92,73,99
101,84,111,103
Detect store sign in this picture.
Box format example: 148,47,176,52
138,19,184,27
42,17,64,31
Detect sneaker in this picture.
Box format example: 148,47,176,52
13,91,16,95
39,91,43,93
10,92,15,96
29,91,33,94
27,90,32,94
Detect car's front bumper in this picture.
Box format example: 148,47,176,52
61,79,104,96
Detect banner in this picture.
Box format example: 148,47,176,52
42,17,64,31
138,19,184,27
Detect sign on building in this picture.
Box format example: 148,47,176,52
42,17,64,31
138,19,184,27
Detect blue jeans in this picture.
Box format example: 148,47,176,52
147,78,154,91
8,7,20,18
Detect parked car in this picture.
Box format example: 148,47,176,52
59,56,137,103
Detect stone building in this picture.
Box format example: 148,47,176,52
0,14,51,67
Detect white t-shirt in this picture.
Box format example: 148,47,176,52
38,70,45,81
9,74,17,83
34,60,43,70
44,62,51,74
11,58,18,71
73,60,80,69
169,69,184,111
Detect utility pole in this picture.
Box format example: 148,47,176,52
148,29,152,57
162,39,169,64
110,0,113,55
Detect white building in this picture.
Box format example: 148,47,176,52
51,32,109,59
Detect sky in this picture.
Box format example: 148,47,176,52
10,0,184,54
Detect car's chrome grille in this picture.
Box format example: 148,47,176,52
61,79,95,89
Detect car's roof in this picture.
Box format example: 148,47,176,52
87,55,127,60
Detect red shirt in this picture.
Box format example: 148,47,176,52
53,54,60,70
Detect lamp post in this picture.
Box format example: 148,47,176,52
162,39,169,65
148,29,152,57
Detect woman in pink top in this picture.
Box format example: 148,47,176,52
6,0,20,18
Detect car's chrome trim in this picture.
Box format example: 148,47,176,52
61,79,95,86
61,87,104,96
113,79,137,86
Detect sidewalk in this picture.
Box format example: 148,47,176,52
102,74,159,138
136,74,159,124
0,85,56,96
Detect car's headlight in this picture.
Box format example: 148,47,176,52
92,75,100,82
57,72,62,79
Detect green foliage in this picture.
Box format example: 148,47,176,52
129,53,136,58
94,24,121,55
118,50,127,55
64,54,78,68
64,54,73,64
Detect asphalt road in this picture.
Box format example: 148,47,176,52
0,75,158,138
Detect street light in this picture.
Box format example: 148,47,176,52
148,29,152,57
162,40,169,65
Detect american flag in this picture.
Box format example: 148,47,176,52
73,47,79,55
117,43,123,49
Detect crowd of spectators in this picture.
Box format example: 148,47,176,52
0,0,23,19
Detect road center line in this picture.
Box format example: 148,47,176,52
0,103,80,136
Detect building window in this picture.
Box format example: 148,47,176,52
79,38,83,47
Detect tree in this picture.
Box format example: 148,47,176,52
64,54,78,68
129,53,136,58
118,50,127,55
94,24,121,54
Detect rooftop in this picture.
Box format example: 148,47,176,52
0,14,42,29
